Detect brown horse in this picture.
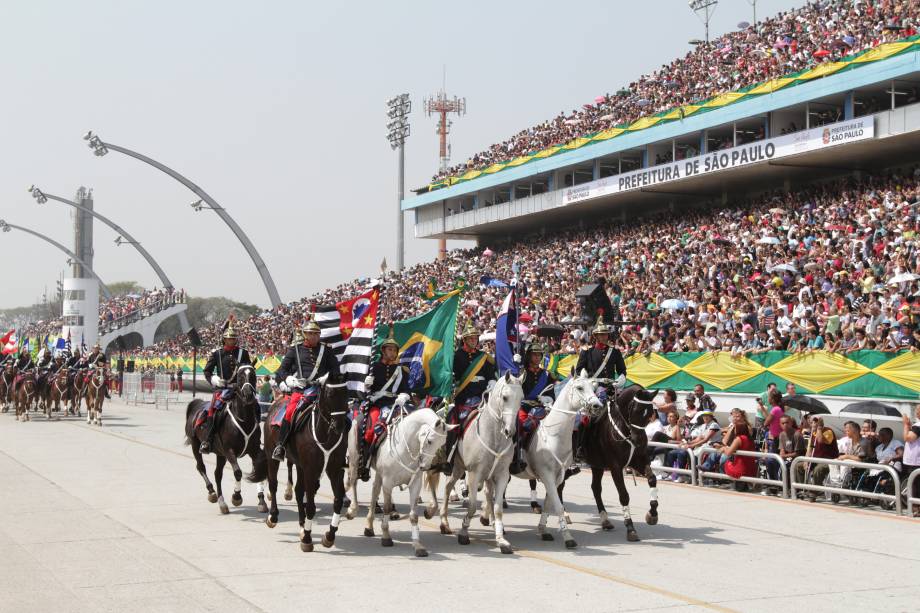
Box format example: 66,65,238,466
260,378,349,552
185,365,266,515
85,368,107,426
0,363,15,412
560,384,660,542
15,371,36,422
70,369,88,416
46,369,70,419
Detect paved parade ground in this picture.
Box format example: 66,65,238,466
1,396,918,613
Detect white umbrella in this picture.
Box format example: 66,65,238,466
887,272,920,285
757,236,781,245
464,299,480,307
479,331,496,342
770,264,798,274
660,299,688,310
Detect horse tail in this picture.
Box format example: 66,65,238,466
247,450,268,483
183,399,202,445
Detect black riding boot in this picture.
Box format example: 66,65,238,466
199,415,214,454
357,435,371,482
509,439,527,475
272,420,291,460
573,427,588,463
441,429,457,476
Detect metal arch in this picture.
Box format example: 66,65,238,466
2,222,112,299
38,191,191,332
98,141,282,308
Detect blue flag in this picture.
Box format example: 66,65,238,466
479,275,508,289
495,288,520,376
55,337,66,350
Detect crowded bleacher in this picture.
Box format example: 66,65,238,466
431,0,919,185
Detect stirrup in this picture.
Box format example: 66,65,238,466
199,440,211,454
564,465,581,479
509,460,527,475
271,445,285,460
358,467,371,482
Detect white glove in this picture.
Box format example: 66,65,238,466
364,374,375,387
210,375,225,388
538,395,554,408
285,375,302,389
615,374,626,388
278,381,291,393
396,392,411,407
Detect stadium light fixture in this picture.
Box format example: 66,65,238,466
28,185,48,204
688,0,718,43
83,131,109,156
114,235,138,246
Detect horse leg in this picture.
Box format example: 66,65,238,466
96,394,103,427
610,469,638,542
227,451,244,507
345,429,359,519
265,453,280,527
538,467,574,549
194,445,217,503
380,484,394,548
529,479,543,513
592,466,613,531
364,472,382,538
492,473,513,554
457,471,479,546
439,471,461,536
424,470,440,520
215,456,229,514
285,460,294,501
294,470,306,536
300,473,317,553
645,468,660,525
407,473,427,557
558,482,572,525
322,464,345,548
480,481,493,527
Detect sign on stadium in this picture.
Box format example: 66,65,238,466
562,116,874,205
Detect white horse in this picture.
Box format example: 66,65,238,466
439,371,524,554
483,370,602,548
363,408,456,556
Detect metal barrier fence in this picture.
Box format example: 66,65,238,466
698,447,789,498
789,456,902,515
154,374,173,410
906,469,920,518
122,372,142,404
647,441,697,486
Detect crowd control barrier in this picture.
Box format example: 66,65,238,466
698,447,789,498
789,456,902,515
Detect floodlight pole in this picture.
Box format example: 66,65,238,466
0,220,112,299
386,94,411,271
84,134,282,309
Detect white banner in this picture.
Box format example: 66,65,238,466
562,116,874,206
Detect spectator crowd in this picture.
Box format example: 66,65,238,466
431,0,919,185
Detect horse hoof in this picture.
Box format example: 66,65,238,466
381,537,394,548
627,531,640,542
423,508,433,520
375,503,384,514
541,533,554,541
231,493,243,507
564,513,572,525
500,544,513,555
345,509,356,520
266,492,273,502
342,496,351,507
265,517,277,529
440,525,452,535
415,548,429,558
480,516,490,526
564,539,577,549
645,513,658,526
531,502,542,514
207,492,218,503
389,511,400,521
300,542,314,552
284,490,293,502
601,520,615,531
322,533,335,548
219,503,230,515
457,534,470,546
257,501,268,513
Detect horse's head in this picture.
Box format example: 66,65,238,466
489,371,524,438
615,384,659,434
318,374,349,418
232,365,258,402
567,369,603,417
418,417,457,471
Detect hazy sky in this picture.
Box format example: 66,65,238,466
1,0,803,309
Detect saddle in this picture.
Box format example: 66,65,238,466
460,408,480,438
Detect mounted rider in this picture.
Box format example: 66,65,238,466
34,348,53,397
573,315,627,461
12,346,35,393
271,313,342,461
199,318,257,454
509,341,557,475
356,326,412,481
441,321,496,475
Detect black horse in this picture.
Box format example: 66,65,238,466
184,364,266,515
561,384,659,541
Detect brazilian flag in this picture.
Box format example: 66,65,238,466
375,292,460,397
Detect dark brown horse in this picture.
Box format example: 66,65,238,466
46,368,70,419
14,371,36,422
561,384,659,542
185,364,266,515
0,363,16,412
70,369,88,416
259,379,349,552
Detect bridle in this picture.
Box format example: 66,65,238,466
603,386,655,470
475,376,518,480
309,379,348,477
388,420,446,474
220,364,260,454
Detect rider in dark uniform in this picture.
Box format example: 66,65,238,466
441,321,496,475
199,319,257,454
356,327,412,481
572,315,627,461
35,349,53,399
85,344,112,399
271,314,342,460
509,342,557,475
13,347,35,393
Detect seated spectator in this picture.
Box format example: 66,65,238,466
869,427,904,494
654,388,678,426
693,384,716,412
665,410,720,474
765,415,806,494
723,419,757,488
799,416,839,502
903,406,920,517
